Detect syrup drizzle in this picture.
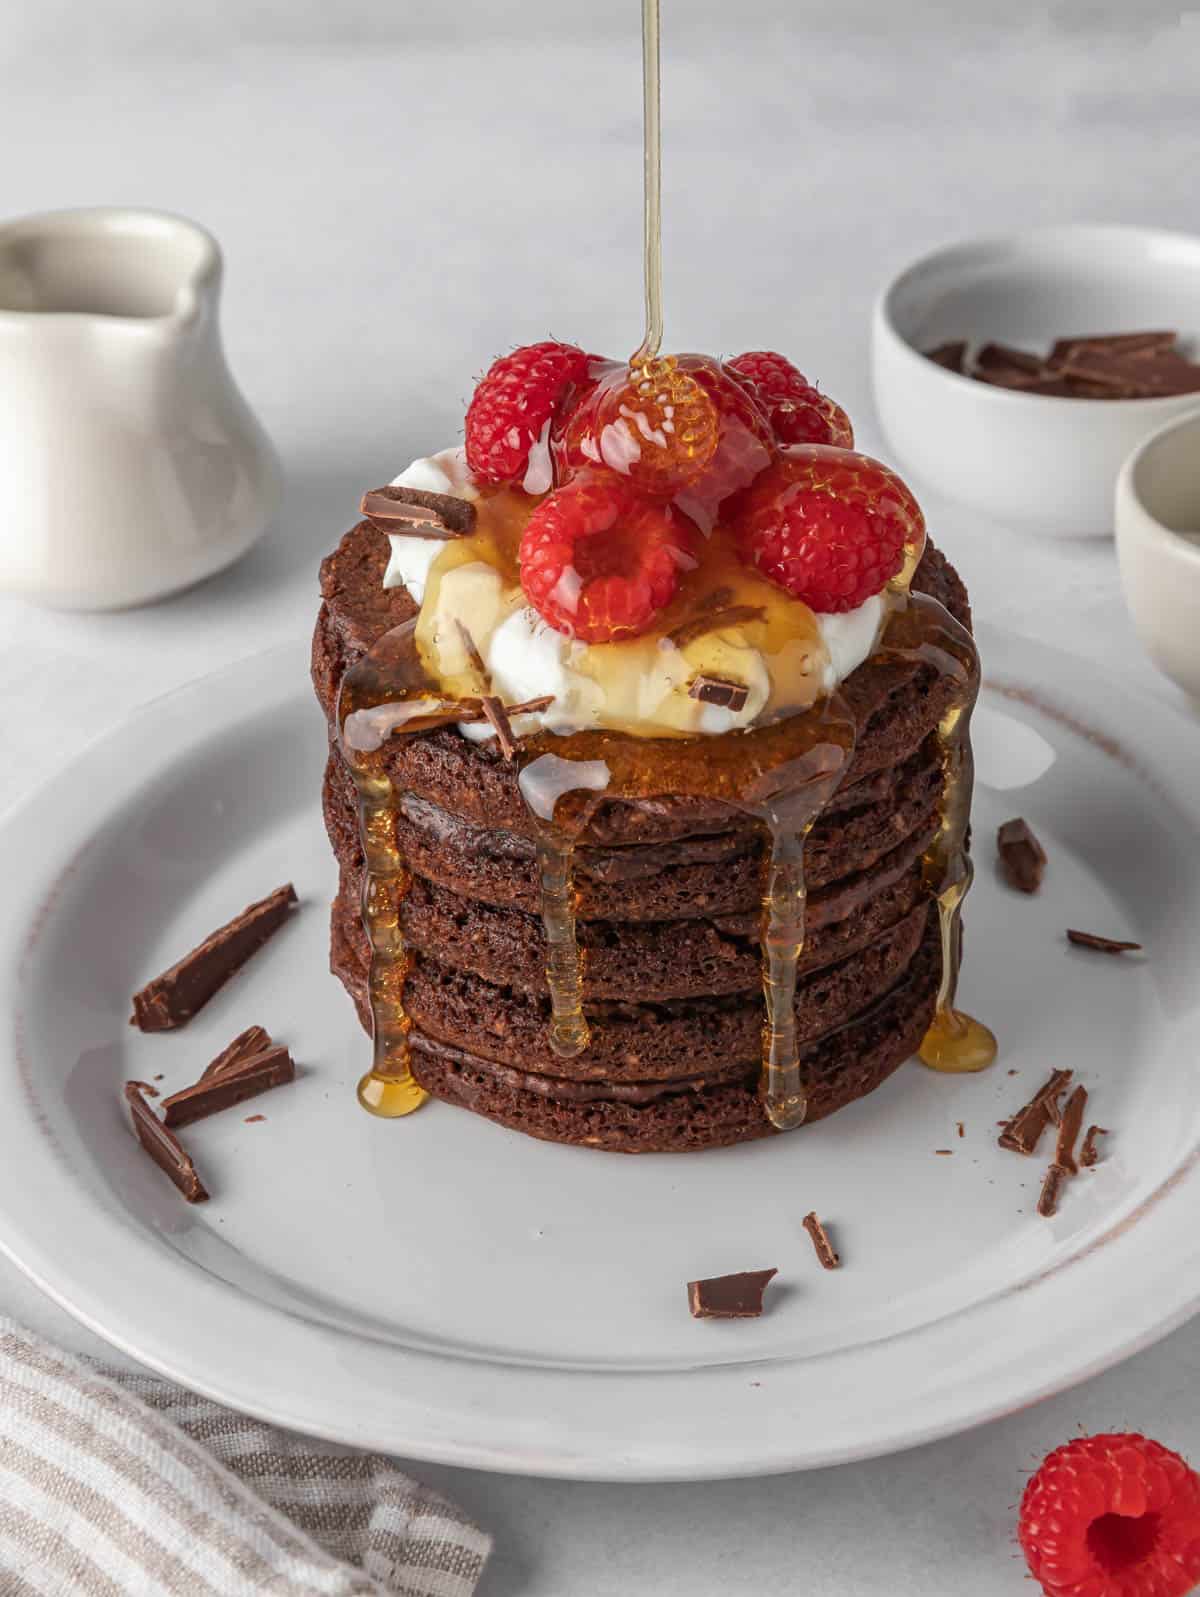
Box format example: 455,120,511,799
518,753,612,1058
337,622,431,1118
746,708,855,1129
876,591,998,1074
632,0,663,367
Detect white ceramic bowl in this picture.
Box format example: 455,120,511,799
1116,406,1200,703
872,224,1200,540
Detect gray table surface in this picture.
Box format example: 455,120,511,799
2,4,1199,1591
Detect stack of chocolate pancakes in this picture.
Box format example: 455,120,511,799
313,514,973,1154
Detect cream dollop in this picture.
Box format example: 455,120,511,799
381,450,885,740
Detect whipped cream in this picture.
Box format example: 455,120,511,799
381,449,884,741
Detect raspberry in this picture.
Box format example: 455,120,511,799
556,355,720,495
519,476,696,643
465,341,593,486
727,350,854,449
555,354,771,519
730,445,921,613
1018,1432,1200,1597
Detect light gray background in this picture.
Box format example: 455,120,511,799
2,2,1200,1592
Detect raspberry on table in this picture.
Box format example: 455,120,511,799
1018,1432,1200,1597
518,476,697,644
727,349,854,449
729,445,920,613
465,340,593,486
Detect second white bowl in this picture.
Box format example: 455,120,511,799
872,224,1200,540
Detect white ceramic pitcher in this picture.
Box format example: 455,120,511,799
0,208,281,609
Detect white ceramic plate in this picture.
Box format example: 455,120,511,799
1,628,1198,1481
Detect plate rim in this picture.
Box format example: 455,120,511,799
0,629,1198,1481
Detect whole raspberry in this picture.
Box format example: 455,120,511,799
727,350,854,449
465,341,593,486
729,445,921,613
556,355,720,496
1018,1432,1200,1597
519,476,696,643
555,354,771,518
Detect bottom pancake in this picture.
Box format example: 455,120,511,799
329,907,941,1152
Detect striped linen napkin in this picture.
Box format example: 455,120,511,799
0,1319,491,1596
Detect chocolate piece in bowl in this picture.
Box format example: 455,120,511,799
314,340,997,1150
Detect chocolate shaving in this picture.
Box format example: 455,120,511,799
924,340,967,373
125,1083,208,1203
1054,1084,1088,1175
455,621,518,759
126,1080,159,1097
1037,1163,1069,1218
997,817,1047,894
999,1068,1073,1155
345,694,554,750
130,885,298,1032
1080,1124,1109,1168
695,586,736,614
505,694,555,718
957,1121,965,1138
359,485,475,538
801,1212,840,1270
200,1024,273,1082
161,1046,295,1129
1067,929,1142,955
244,1114,266,1124
687,1268,778,1319
688,675,750,713
454,619,489,679
668,604,766,651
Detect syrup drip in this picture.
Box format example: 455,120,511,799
752,712,855,1129
532,831,590,1056
337,622,433,1118
631,0,663,367
875,592,997,1074
518,753,612,1059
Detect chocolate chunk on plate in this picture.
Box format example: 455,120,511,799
997,817,1047,894
998,1068,1073,1156
125,1084,208,1203
1037,1163,1070,1218
801,1212,841,1270
1066,929,1142,955
1080,1125,1109,1168
161,1046,296,1129
130,884,298,1032
688,1268,778,1319
199,1024,273,1082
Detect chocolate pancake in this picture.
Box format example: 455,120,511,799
314,513,972,1150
